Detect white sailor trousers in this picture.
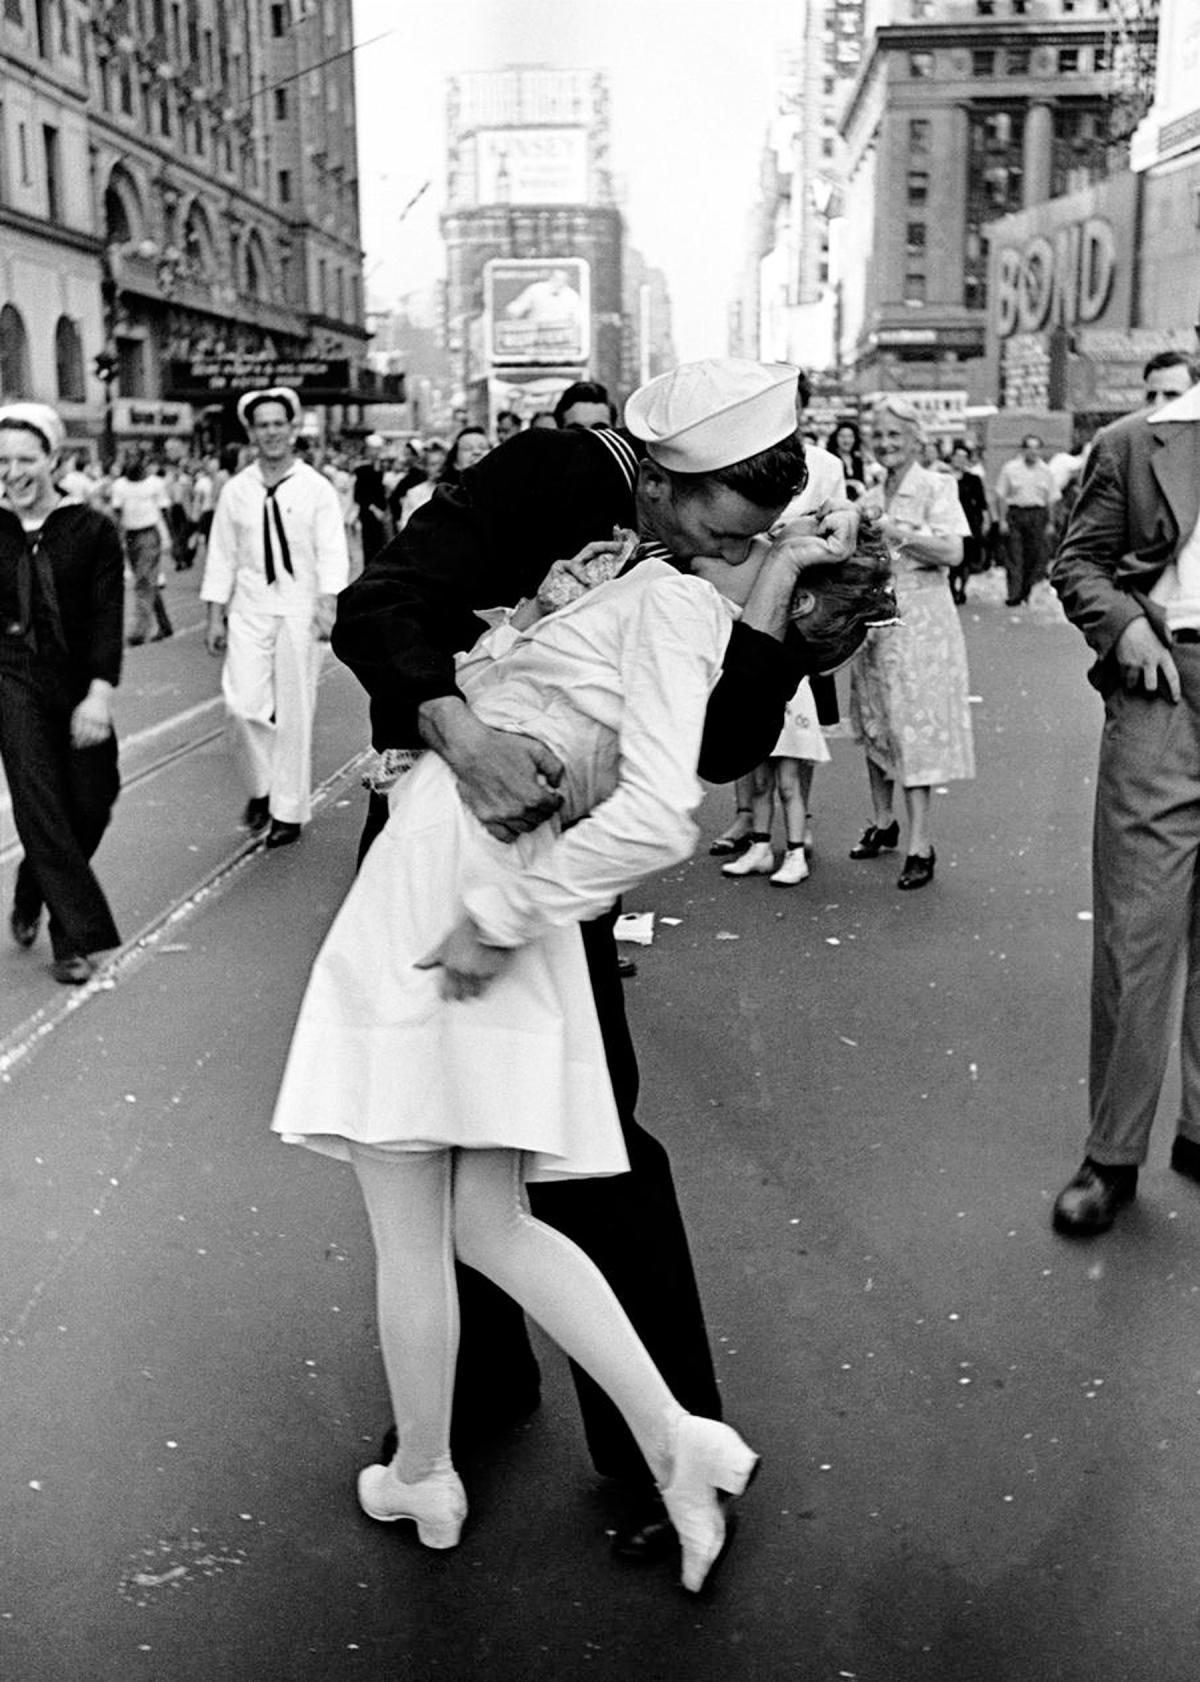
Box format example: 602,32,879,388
222,608,325,824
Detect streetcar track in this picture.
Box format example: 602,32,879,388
0,748,371,1084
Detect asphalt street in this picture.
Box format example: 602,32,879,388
3,567,1199,1682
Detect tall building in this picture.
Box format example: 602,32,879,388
731,4,865,376
441,65,627,425
838,0,1146,403
1131,0,1200,332
0,0,368,455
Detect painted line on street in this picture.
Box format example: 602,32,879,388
0,748,371,1086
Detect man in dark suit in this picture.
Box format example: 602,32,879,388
1050,384,1200,1233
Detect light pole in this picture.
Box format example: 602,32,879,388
96,244,121,471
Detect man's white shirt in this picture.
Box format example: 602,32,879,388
201,458,350,618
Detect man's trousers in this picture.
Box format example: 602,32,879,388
1003,506,1051,603
358,790,721,1485
0,647,120,960
222,610,324,825
1087,650,1200,1165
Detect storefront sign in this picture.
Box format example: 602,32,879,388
114,399,195,435
165,357,351,396
485,259,590,366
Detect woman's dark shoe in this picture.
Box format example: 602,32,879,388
849,820,899,859
10,908,39,949
1052,1159,1138,1235
709,812,754,856
896,848,936,890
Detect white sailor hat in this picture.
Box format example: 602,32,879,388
0,401,66,453
237,386,302,433
624,359,799,473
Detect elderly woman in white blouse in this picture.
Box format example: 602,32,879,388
847,395,975,890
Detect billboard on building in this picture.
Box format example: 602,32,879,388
476,128,589,205
485,259,591,366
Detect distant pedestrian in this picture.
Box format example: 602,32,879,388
824,421,867,501
994,435,1058,606
495,410,523,443
1050,381,1200,1234
947,441,989,605
848,395,974,890
353,434,390,564
1142,349,1197,413
200,387,350,850
109,454,173,645
554,381,615,430
440,426,491,488
397,439,447,528
0,402,124,984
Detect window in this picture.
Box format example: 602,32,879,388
0,304,31,397
42,124,60,221
909,117,930,153
1093,45,1108,71
270,3,286,36
1012,0,1027,12
976,0,994,10
17,122,30,187
33,0,51,57
119,60,133,116
1006,46,1030,75
906,170,929,205
822,137,834,158
906,221,927,254
909,51,934,78
278,168,291,204
54,317,85,402
972,49,995,77
159,92,172,136
1058,48,1079,74
274,87,288,120
904,272,927,304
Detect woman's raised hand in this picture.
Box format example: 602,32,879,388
415,915,513,1001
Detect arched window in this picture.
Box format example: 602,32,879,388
182,200,216,280
0,304,31,398
55,316,85,402
103,164,143,247
243,231,270,302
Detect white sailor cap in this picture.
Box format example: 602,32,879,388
0,401,66,453
237,386,302,432
624,359,799,473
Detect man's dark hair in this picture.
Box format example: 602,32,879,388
665,431,807,510
1142,348,1198,382
1021,434,1043,450
496,409,522,429
554,380,613,428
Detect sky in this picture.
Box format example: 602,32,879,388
350,0,798,359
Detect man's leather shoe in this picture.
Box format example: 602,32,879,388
849,820,899,859
1052,1159,1138,1235
242,795,270,833
609,1494,678,1564
10,908,39,949
1170,1135,1200,1184
265,819,302,849
617,955,638,979
897,848,936,890
51,954,96,986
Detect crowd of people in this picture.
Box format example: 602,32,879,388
3,337,1199,1598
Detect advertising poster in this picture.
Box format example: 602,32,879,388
485,258,590,366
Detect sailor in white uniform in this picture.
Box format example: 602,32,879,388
201,387,349,848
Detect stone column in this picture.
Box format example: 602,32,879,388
1023,103,1054,207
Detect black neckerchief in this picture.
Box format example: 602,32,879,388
261,472,295,585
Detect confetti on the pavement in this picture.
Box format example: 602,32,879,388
615,912,655,945
715,930,740,941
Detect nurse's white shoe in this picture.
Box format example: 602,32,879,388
721,840,775,878
356,1460,467,1549
770,845,810,886
659,1414,760,1593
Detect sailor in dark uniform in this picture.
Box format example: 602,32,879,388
332,359,857,1559
0,402,124,985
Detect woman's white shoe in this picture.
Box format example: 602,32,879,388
659,1415,760,1593
356,1461,467,1549
770,845,810,886
721,841,775,878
